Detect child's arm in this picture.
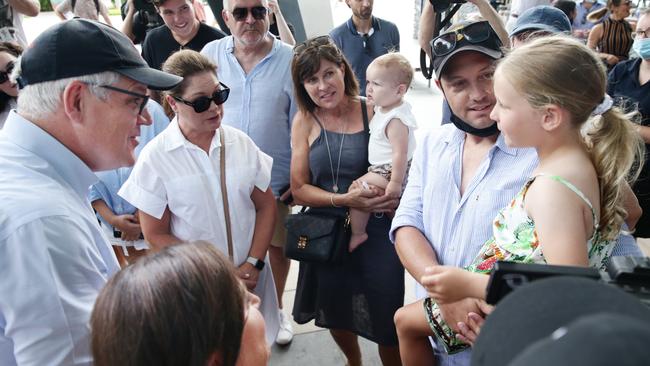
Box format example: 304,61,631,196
421,266,489,303
385,117,410,198
525,178,590,266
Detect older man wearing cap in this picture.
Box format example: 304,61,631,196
0,19,181,365
391,19,642,366
509,5,572,48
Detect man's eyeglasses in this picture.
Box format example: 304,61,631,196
635,28,650,39
173,82,230,113
293,35,333,54
97,84,149,115
430,21,493,57
231,6,268,21
0,61,15,84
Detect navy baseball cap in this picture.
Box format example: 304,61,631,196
18,19,182,90
509,6,572,38
431,21,503,79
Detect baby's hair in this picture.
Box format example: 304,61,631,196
496,35,644,241
370,52,414,87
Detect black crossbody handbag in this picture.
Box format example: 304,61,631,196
284,207,350,263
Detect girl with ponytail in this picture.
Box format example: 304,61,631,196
394,35,644,360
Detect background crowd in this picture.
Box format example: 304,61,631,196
1,0,650,366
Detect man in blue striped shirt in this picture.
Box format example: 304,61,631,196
390,20,641,366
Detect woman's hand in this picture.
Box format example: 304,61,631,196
342,184,398,213
605,54,620,65
455,301,494,346
237,262,261,291
267,0,280,14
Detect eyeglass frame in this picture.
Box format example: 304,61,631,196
635,27,650,39
0,60,15,84
172,82,230,114
84,83,150,116
430,21,494,58
230,6,268,21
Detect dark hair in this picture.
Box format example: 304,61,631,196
554,0,577,21
161,49,217,118
0,42,22,111
91,241,246,366
291,37,359,113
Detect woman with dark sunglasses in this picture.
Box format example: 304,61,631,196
119,49,280,346
0,42,21,128
290,36,403,366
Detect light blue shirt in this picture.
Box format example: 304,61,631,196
201,35,296,196
574,1,605,30
88,100,170,230
390,124,641,365
0,111,120,365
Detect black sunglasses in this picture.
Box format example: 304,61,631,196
0,61,15,84
173,82,230,113
293,35,333,54
231,6,268,21
430,21,493,57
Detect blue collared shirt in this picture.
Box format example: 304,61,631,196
201,35,295,196
390,124,641,365
0,111,120,365
330,16,400,96
574,1,605,30
88,100,170,229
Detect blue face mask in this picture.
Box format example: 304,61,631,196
633,37,650,60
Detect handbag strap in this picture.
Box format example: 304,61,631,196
219,128,234,262
360,97,369,133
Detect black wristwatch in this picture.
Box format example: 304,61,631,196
246,256,265,270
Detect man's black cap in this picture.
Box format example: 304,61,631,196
18,19,182,90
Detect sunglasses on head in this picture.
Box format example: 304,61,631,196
173,82,230,113
0,61,15,84
231,6,268,21
430,21,493,57
293,35,333,54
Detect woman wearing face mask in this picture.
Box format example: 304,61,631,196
119,49,280,344
0,42,21,128
607,8,650,238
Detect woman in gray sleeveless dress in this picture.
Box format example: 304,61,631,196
289,36,404,366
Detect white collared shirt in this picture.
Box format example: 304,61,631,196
119,119,280,343
0,111,120,366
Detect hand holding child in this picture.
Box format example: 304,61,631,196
421,265,482,304
385,180,402,198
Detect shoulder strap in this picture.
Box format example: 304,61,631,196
360,97,369,133
534,174,599,229
219,128,235,262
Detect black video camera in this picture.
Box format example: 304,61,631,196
429,0,467,13
121,0,164,44
486,257,650,306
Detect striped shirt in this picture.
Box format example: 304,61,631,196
598,17,633,59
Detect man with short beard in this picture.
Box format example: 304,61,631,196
142,0,225,70
330,0,399,95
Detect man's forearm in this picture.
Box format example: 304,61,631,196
395,226,439,282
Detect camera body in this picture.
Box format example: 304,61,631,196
121,0,164,44
486,258,650,306
429,0,467,12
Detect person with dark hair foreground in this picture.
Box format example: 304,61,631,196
91,241,269,366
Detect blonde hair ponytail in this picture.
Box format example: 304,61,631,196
584,108,644,240
496,35,644,241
